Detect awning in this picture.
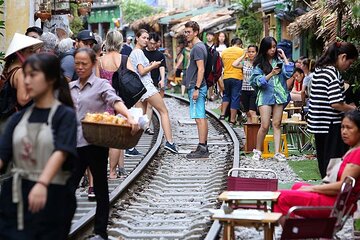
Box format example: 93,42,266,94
169,8,234,37
158,5,221,25
130,10,184,32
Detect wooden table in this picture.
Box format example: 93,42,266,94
219,191,281,202
284,106,302,111
210,209,282,240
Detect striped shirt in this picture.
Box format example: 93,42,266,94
242,60,254,91
307,66,345,134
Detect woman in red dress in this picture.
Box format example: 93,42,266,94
274,110,360,223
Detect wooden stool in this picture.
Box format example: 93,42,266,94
244,123,261,152
262,134,288,158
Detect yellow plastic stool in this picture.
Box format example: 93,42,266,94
262,134,289,158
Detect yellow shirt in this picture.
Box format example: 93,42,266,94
221,46,245,80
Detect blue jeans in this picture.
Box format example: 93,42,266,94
222,78,243,110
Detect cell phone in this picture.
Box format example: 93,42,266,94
276,62,283,69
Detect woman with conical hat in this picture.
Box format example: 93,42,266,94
0,33,43,133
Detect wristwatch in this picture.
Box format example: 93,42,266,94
194,86,200,90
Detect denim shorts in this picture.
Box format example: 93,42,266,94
222,78,243,110
188,85,207,119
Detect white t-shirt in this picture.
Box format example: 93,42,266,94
217,44,227,55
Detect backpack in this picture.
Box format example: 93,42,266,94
204,44,223,88
112,55,147,109
0,67,21,119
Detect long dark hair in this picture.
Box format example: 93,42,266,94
316,42,359,68
253,37,278,75
23,53,74,108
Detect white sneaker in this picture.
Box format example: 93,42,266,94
252,149,262,161
274,152,287,162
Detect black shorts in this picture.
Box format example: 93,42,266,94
241,90,257,112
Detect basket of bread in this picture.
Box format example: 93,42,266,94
81,112,143,149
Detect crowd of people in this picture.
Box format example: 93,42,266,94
0,18,359,239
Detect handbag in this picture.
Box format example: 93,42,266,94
322,158,342,184
112,55,147,108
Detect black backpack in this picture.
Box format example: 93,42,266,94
0,67,21,119
204,44,223,88
112,55,147,108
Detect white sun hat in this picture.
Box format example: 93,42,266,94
5,33,44,59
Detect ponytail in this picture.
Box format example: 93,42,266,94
315,42,359,68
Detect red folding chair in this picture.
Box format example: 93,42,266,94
281,206,337,239
226,168,278,211
331,176,356,236
281,176,356,239
227,168,278,191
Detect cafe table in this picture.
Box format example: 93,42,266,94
210,209,282,240
218,191,281,211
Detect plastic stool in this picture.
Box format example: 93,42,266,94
262,134,289,158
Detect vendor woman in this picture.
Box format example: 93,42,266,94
68,48,138,240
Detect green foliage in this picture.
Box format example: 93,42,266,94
121,0,161,24
234,0,263,45
237,14,262,44
70,3,84,37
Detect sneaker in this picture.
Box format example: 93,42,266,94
164,141,178,153
274,152,287,162
144,128,155,135
118,167,128,178
125,148,141,157
88,187,95,199
186,145,210,159
252,149,262,161
219,115,225,120
89,235,106,240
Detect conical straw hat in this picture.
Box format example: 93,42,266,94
5,33,43,59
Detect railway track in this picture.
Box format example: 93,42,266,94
0,94,239,240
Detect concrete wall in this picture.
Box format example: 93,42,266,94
1,0,33,52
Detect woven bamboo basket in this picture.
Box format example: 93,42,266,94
82,121,143,149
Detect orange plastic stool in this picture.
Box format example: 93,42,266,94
262,134,289,158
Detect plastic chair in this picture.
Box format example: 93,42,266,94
262,134,289,158
227,168,278,211
281,206,337,239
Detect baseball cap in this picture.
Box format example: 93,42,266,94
76,30,97,44
127,36,133,40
